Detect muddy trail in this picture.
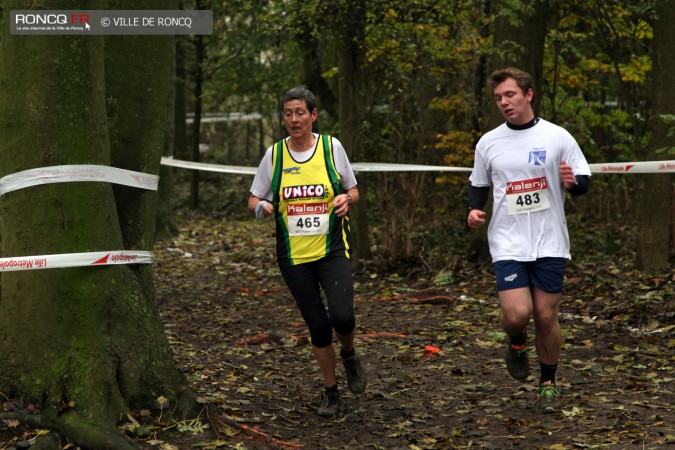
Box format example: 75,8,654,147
150,212,673,449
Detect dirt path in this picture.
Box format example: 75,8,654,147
152,214,674,449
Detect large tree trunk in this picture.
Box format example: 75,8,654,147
636,0,674,270
0,1,194,447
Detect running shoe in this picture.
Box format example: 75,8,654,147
316,390,340,417
341,351,367,394
505,332,530,381
537,381,561,413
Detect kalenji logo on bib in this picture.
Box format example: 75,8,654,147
506,176,547,194
283,184,325,200
287,203,329,216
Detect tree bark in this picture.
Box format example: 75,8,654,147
0,0,194,446
468,0,549,262
636,0,674,270
337,0,370,267
488,0,548,122
190,31,205,209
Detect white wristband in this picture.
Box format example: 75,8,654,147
255,200,270,219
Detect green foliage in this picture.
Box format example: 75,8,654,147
179,0,666,263
493,0,537,27
655,114,675,154
542,0,655,162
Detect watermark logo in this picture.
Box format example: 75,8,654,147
11,10,212,35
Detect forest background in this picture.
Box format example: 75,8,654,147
0,0,673,449
171,0,673,272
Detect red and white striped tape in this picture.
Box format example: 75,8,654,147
0,165,159,196
0,166,158,271
587,161,675,173
0,251,154,272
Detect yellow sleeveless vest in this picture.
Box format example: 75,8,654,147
271,135,351,266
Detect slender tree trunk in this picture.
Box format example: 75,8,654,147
337,1,370,266
157,52,179,239
190,32,205,209
296,28,337,119
636,0,674,269
174,20,189,161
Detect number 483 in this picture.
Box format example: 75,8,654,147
516,193,541,206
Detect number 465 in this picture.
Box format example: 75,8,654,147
296,217,320,228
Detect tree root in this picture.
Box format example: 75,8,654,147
25,432,60,450
0,407,140,450
174,388,200,421
0,389,201,449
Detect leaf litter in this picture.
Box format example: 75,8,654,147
1,210,672,449
149,211,673,449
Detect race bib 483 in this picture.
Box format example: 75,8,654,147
506,176,550,215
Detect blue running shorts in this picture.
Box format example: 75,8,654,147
493,257,567,293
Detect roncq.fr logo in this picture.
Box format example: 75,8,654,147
15,13,90,28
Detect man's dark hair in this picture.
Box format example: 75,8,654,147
489,67,535,100
281,86,317,112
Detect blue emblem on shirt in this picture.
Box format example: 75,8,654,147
528,149,546,166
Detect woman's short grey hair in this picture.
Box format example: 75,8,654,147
281,86,317,112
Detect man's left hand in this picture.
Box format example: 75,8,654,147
560,160,576,190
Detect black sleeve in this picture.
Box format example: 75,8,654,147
565,175,590,196
468,185,490,211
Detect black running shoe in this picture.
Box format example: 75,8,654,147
537,381,561,413
341,352,367,394
505,333,530,381
316,390,340,417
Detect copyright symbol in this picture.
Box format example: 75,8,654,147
101,17,110,27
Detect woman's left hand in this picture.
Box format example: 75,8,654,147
333,194,351,218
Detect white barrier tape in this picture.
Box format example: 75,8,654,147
0,165,159,197
0,250,154,272
161,156,675,175
160,157,471,174
160,156,257,175
351,162,472,173
588,160,675,173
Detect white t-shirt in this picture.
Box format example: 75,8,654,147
469,119,591,262
250,133,357,201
